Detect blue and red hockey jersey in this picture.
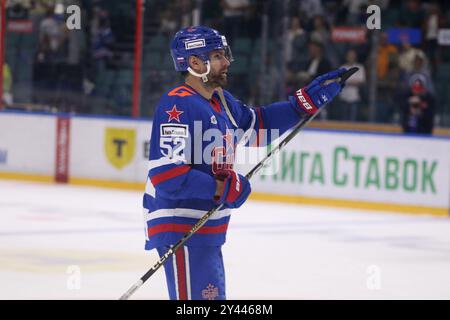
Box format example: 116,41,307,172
143,84,307,250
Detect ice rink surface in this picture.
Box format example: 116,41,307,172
1,180,450,300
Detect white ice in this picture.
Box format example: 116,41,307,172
1,180,450,300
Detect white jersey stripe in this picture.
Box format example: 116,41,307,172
148,157,186,171
145,177,156,197
172,248,179,300
144,207,231,222
184,247,191,300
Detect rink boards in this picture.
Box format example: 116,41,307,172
0,111,449,216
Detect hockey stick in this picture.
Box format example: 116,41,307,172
119,67,358,300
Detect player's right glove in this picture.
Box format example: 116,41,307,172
291,68,347,115
213,169,251,209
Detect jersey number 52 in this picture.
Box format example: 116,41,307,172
160,137,186,160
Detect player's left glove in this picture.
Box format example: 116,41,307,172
291,68,348,115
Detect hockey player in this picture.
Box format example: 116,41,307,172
143,26,347,300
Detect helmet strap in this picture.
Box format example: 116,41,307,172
187,60,211,83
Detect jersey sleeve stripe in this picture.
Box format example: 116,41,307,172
150,165,191,186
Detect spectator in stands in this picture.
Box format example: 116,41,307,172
91,8,115,73
297,0,324,23
343,0,369,26
377,32,399,81
337,49,366,121
28,0,55,16
404,53,435,96
398,0,424,28
6,0,30,20
297,40,331,86
242,0,261,38
310,15,339,68
201,0,224,31
34,7,69,108
176,0,195,28
160,9,178,36
423,2,448,72
297,40,332,119
309,15,330,46
33,2,83,113
401,80,435,134
398,34,427,74
2,63,13,107
221,0,251,44
37,6,69,61
375,32,400,122
286,17,308,71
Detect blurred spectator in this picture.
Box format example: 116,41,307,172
376,34,400,123
242,1,261,38
297,40,331,86
404,53,435,96
377,32,399,80
286,17,308,70
37,8,68,65
297,40,332,119
32,3,84,113
28,0,55,16
298,0,324,23
309,15,338,68
343,0,369,25
2,63,13,106
91,8,115,74
221,0,251,44
423,2,448,71
259,53,282,103
398,0,424,28
400,75,435,132
33,7,69,108
176,0,195,28
160,9,178,36
324,1,345,25
202,0,224,31
337,49,366,121
309,15,330,45
6,0,30,20
398,35,427,74
401,91,435,134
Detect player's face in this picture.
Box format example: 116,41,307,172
207,50,230,87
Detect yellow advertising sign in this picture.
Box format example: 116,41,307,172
104,128,136,169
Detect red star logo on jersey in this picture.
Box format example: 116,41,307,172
223,131,234,153
165,105,184,122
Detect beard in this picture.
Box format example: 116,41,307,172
206,69,228,88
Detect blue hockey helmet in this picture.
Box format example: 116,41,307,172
170,26,233,72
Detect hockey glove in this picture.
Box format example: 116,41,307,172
291,68,348,115
214,169,251,209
